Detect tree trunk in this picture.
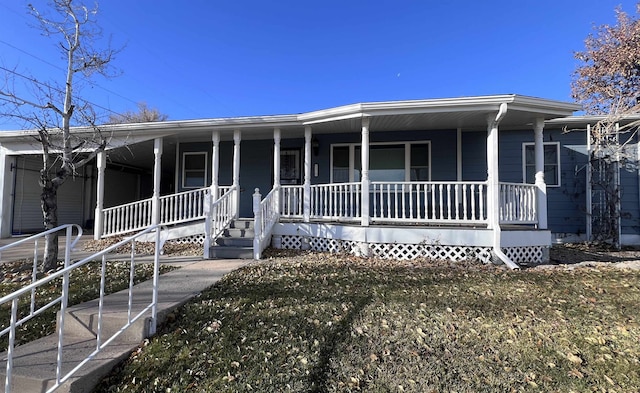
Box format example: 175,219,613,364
41,171,59,272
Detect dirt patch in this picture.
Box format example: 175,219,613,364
545,243,640,270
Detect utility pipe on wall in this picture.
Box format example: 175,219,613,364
487,103,519,270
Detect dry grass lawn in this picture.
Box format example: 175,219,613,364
96,249,640,392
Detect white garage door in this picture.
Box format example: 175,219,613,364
12,156,87,234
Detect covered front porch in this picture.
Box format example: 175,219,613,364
83,95,581,267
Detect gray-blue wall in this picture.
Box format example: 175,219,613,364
176,127,640,238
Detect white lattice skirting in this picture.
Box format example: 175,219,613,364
276,235,547,265
168,233,206,245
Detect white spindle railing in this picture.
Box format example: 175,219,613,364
159,188,208,226
370,181,488,224
103,180,538,238
103,198,153,236
499,182,538,224
207,186,237,241
281,185,304,218
309,183,362,221
103,186,234,237
0,224,163,393
279,181,537,226
253,187,281,259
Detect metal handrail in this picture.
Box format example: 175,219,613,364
0,224,163,393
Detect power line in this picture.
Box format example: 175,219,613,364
0,2,147,118
1,1,233,120
0,64,124,118
0,39,140,109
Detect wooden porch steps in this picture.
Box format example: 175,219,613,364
209,218,254,259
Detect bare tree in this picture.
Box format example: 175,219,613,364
0,0,118,271
108,102,168,124
571,2,640,248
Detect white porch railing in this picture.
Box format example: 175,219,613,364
277,181,539,226
158,188,208,226
253,187,281,259
0,224,163,393
103,197,153,236
370,181,488,224
499,182,538,224
204,186,237,254
309,183,362,221
281,185,304,218
103,186,233,237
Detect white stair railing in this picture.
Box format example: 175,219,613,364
0,224,163,393
253,187,280,259
204,186,237,257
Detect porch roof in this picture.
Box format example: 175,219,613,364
0,94,581,151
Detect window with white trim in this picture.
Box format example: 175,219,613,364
522,142,560,187
182,152,208,188
331,141,431,182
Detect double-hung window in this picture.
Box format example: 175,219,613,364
182,152,208,188
522,142,560,187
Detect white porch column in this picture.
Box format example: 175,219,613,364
533,118,548,230
93,150,106,240
233,129,241,218
457,127,463,181
152,138,163,226
273,128,281,215
361,117,370,227
211,131,220,200
204,131,221,258
273,128,281,188
303,126,312,222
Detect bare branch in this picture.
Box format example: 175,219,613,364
2,1,120,271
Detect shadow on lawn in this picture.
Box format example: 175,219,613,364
307,295,372,393
549,243,640,265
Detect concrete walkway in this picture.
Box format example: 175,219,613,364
0,235,252,392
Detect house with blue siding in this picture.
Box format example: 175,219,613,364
0,94,636,268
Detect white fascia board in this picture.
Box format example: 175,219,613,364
297,97,508,125
508,95,581,114
0,115,301,141
547,114,640,127
157,115,299,130
301,111,364,125
298,104,364,124
0,95,582,138
298,95,581,125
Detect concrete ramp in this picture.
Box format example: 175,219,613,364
0,259,251,393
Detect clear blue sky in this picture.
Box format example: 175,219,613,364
0,0,638,129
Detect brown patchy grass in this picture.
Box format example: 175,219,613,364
97,251,640,392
